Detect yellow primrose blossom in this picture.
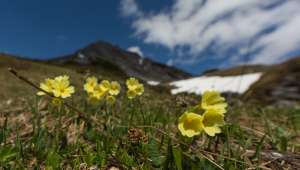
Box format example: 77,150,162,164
37,78,55,96
135,84,144,96
127,89,137,99
99,80,111,92
178,112,204,137
109,81,121,96
84,76,98,93
51,75,75,98
91,84,106,100
126,77,139,90
126,77,144,99
54,75,69,81
178,109,225,137
201,90,227,114
106,95,116,105
202,109,225,136
84,79,121,103
178,90,227,137
37,75,75,99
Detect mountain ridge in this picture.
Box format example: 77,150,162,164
48,41,192,82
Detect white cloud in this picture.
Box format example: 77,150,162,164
121,0,300,67
127,46,144,57
120,0,141,17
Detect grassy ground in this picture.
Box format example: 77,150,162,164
0,55,300,169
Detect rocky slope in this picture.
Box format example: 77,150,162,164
244,56,300,105
202,65,271,76
49,41,191,82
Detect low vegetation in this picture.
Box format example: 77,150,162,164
0,55,299,169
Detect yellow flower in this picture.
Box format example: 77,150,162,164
99,80,110,92
178,112,204,137
85,79,121,102
201,108,225,136
126,77,139,90
201,90,227,114
54,75,68,81
51,75,75,98
135,84,144,96
109,81,121,96
178,110,225,137
126,77,144,99
37,75,75,99
127,89,137,99
84,76,98,93
106,95,116,105
178,90,227,137
91,84,106,100
37,78,55,96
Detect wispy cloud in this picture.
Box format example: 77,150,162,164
120,0,141,17
121,0,300,67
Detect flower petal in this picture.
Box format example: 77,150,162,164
204,126,221,137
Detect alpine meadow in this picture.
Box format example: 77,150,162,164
1,1,300,169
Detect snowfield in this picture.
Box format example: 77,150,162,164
147,81,160,86
170,73,263,95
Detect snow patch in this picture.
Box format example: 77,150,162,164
127,46,144,65
147,81,160,86
170,73,262,95
139,58,144,65
78,53,86,59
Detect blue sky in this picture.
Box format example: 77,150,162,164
1,0,300,74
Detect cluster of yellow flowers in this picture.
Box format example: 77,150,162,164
37,75,145,105
36,75,227,138
178,91,227,137
126,78,144,99
37,75,75,99
83,77,121,104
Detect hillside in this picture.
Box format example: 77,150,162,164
49,41,191,82
0,40,193,108
0,53,88,105
0,52,178,110
202,65,271,76
1,52,300,169
244,56,300,105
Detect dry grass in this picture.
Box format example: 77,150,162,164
0,54,299,169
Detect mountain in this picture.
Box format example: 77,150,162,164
0,40,191,105
202,65,271,76
2,40,300,106
49,41,191,82
244,56,300,105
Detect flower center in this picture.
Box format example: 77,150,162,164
183,117,201,131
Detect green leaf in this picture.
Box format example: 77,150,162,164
163,138,173,170
0,146,17,163
172,146,182,170
148,137,162,168
251,135,266,160
45,150,62,169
